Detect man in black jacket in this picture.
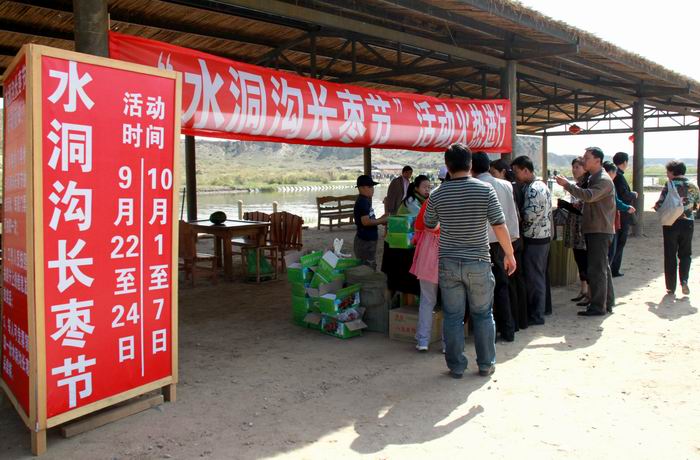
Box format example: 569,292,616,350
610,152,638,277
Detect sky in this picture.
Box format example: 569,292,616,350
518,0,700,159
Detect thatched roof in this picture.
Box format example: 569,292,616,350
1,0,698,134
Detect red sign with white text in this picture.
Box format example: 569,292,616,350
1,56,30,415
109,32,512,153
41,55,176,417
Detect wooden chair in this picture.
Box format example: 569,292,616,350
178,221,217,286
269,211,304,271
316,195,356,230
231,211,278,282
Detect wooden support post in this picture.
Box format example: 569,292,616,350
542,132,548,181
237,200,243,219
363,147,372,176
632,99,645,236
31,430,47,456
72,0,109,57
185,135,197,221
501,60,517,161
163,384,176,403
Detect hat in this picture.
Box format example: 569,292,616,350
437,166,448,180
356,175,379,187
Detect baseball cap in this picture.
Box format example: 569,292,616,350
356,175,379,187
437,166,448,180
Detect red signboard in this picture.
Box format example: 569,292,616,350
40,55,178,417
1,55,30,416
109,32,512,153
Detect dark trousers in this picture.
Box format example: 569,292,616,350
585,233,615,313
490,243,515,340
523,241,550,324
662,219,694,292
572,248,588,282
610,219,631,275
509,239,529,330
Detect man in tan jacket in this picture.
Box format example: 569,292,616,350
555,147,616,316
384,165,413,215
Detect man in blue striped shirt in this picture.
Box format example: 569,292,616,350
424,143,516,379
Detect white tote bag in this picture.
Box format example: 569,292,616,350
657,180,684,226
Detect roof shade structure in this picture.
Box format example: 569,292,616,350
1,0,699,136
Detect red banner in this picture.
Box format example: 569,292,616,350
109,32,512,153
2,55,30,415
40,55,177,417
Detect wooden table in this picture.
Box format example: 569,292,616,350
187,219,270,280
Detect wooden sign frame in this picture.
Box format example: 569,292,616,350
1,44,181,455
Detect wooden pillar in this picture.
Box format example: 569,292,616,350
185,135,197,221
542,132,548,181
72,0,109,57
500,60,517,161
363,147,372,176
632,99,645,236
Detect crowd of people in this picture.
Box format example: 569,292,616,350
352,143,698,379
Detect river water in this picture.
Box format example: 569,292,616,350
191,185,388,227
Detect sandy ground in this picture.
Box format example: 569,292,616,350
1,193,699,460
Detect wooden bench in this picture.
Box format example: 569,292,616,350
316,194,357,231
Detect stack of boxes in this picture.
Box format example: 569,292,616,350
287,250,367,339
385,215,416,249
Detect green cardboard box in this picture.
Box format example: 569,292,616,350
289,282,308,297
284,250,324,269
310,270,345,288
316,284,361,316
318,251,362,273
320,315,366,339
291,296,311,326
387,215,416,233
386,232,415,249
303,312,323,330
287,263,314,284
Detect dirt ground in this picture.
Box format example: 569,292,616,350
1,193,699,460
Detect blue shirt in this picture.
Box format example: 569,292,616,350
354,195,378,241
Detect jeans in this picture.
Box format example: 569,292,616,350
416,280,439,347
585,233,615,313
489,243,515,340
610,218,631,275
439,258,496,374
523,242,550,324
662,219,694,292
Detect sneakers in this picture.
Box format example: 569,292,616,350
682,284,690,295
478,366,495,377
415,344,429,352
448,370,463,379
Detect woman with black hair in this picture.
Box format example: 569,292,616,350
381,175,430,304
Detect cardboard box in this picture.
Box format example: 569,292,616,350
387,215,415,233
389,306,443,344
287,263,314,284
318,251,362,273
310,270,345,288
316,284,361,316
386,232,415,249
306,278,344,311
291,296,311,326
285,250,324,269
289,282,308,298
302,312,323,330
320,315,366,339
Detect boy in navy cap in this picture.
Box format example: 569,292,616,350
354,175,388,269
